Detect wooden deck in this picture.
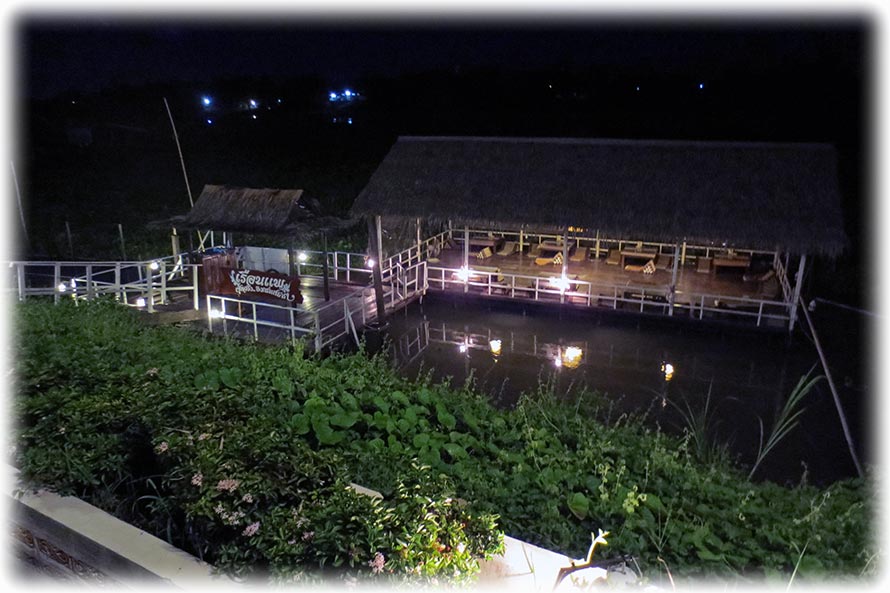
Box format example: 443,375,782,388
432,248,778,303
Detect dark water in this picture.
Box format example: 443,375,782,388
382,294,870,486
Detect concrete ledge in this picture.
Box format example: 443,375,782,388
6,464,220,588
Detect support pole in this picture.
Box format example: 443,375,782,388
594,229,601,258
463,226,470,293
788,254,807,331
11,161,29,252
561,227,569,277
519,227,524,255
322,232,331,302
65,221,74,259
416,217,422,263
798,295,864,478
369,216,387,325
668,242,681,315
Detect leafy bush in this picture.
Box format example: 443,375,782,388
12,300,875,585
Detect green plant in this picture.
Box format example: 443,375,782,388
749,367,822,479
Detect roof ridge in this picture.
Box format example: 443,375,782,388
396,135,834,150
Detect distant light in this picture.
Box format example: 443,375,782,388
297,252,308,262
249,99,257,108
149,261,159,271
548,84,552,89
71,100,76,104
347,117,353,125
276,98,282,104
251,114,257,120
489,339,502,357
698,83,704,90
366,258,376,269
635,86,640,91
57,283,67,293
206,119,213,125
661,362,675,382
329,92,338,101
344,89,352,98
136,297,146,308
202,96,212,106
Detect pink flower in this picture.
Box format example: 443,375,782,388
302,531,314,542
191,473,203,487
368,552,386,574
241,493,253,503
242,522,260,537
155,442,169,454
216,478,240,492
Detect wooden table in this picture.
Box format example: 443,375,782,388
619,249,658,267
454,237,504,251
713,255,751,272
538,241,576,256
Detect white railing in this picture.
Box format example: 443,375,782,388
238,246,373,285
426,265,789,328
205,260,429,350
3,257,201,311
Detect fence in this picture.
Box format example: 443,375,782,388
3,255,200,311
426,264,790,328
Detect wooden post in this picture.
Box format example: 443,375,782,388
668,242,681,315
322,232,331,302
170,228,180,268
416,217,422,262
369,216,387,325
788,254,807,331
463,226,470,293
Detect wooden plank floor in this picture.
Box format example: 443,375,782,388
432,248,779,303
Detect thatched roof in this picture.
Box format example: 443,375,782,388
351,136,847,256
175,185,355,236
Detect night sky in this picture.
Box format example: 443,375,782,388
19,17,866,100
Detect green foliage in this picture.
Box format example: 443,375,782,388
13,300,874,585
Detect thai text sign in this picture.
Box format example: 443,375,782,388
219,268,302,304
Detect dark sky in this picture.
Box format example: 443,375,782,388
18,16,867,99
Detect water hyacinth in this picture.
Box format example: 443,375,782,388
216,478,240,492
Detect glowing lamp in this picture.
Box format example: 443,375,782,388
249,99,257,108
661,362,675,382
562,346,583,369
57,283,67,293
251,114,257,120
201,96,212,106
135,297,146,308
489,339,502,357
366,258,376,269
149,261,159,271
344,89,352,97
554,356,562,368
210,309,223,319
297,252,308,262
458,341,468,354
548,275,570,292
456,266,470,282
347,117,353,124
329,92,338,100
206,119,213,125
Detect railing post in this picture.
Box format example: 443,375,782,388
333,252,339,282
54,263,61,305
314,315,322,352
86,265,94,301
192,265,200,310
114,262,122,303
160,261,168,305
222,300,228,335
206,295,213,333
16,263,25,302
146,264,154,313
252,303,259,341
289,307,296,347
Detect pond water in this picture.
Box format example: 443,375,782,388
382,294,870,486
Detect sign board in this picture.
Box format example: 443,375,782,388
217,267,302,305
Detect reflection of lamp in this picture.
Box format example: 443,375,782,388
661,362,675,382
562,346,583,369
489,339,502,357
458,340,468,354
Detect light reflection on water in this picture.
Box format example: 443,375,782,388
383,295,867,485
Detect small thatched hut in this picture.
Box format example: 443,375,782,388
350,136,846,257
176,185,320,235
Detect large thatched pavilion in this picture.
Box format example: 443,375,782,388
351,136,847,330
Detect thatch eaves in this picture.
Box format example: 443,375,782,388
351,136,847,256
177,185,322,235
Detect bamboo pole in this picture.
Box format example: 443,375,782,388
10,161,29,252
118,223,128,260
798,295,864,478
163,97,194,208
65,221,74,258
